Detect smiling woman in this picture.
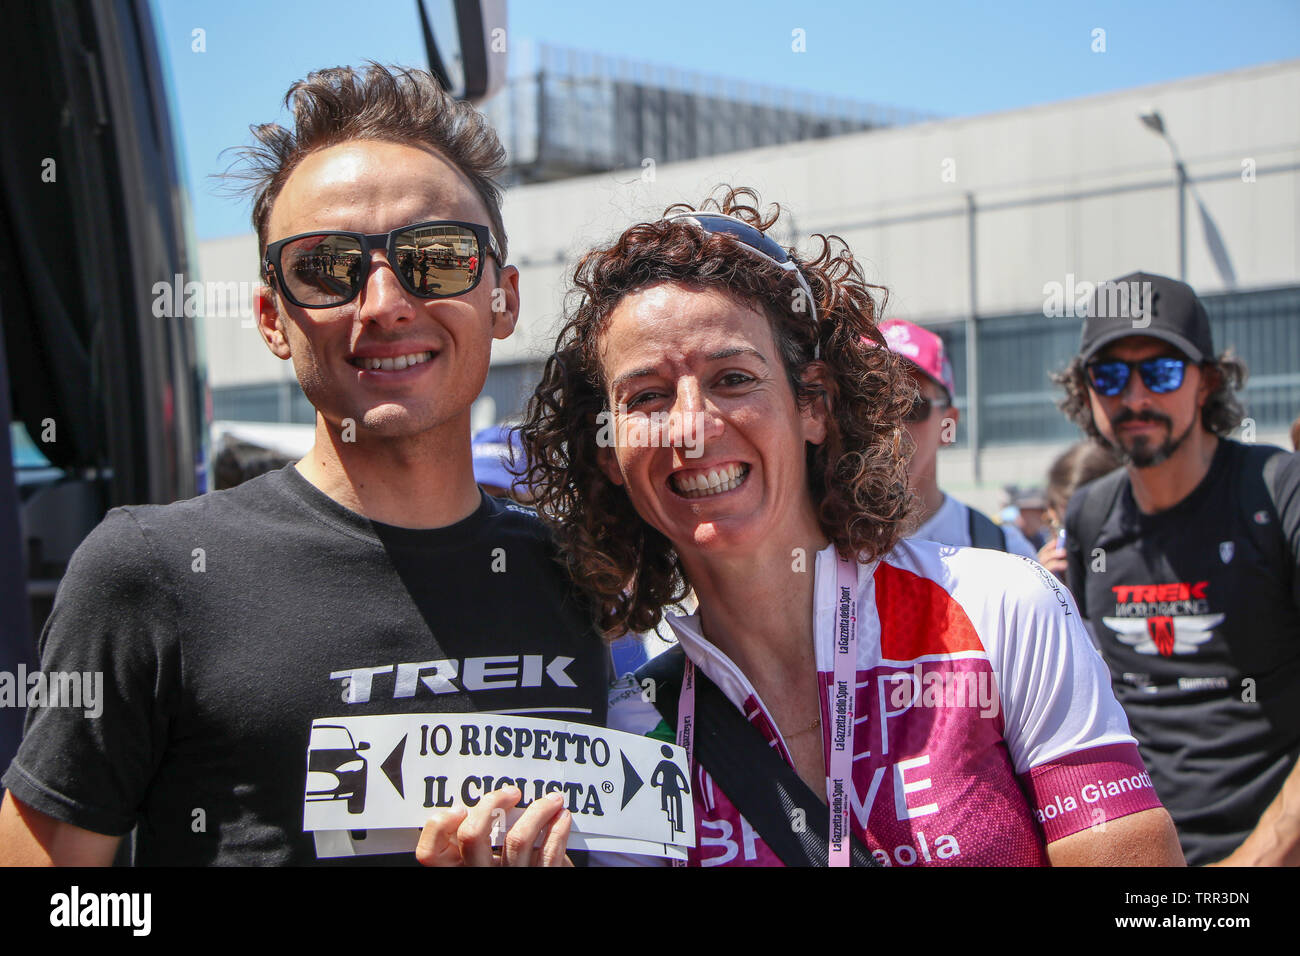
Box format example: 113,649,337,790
501,186,1186,868
522,187,914,637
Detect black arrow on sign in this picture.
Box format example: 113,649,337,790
382,734,407,799
620,751,643,809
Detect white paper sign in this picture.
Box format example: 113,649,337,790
312,828,688,861
303,714,695,853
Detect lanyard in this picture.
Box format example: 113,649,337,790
671,656,695,868
827,552,858,865
675,553,859,866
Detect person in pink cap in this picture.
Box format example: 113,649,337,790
879,318,1037,558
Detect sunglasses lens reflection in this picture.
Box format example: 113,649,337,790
391,224,483,299
1088,362,1130,396
1140,358,1186,393
277,224,486,306
1089,358,1186,396
281,234,365,306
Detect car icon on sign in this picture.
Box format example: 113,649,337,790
306,724,370,814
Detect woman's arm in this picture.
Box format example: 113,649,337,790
1045,807,1185,866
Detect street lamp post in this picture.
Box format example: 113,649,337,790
1138,109,1187,281
1175,159,1187,281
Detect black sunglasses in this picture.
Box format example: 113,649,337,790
263,220,503,309
1086,357,1187,397
904,393,951,423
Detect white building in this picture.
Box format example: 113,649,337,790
199,57,1300,511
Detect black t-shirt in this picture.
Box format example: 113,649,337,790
1065,439,1300,865
3,465,609,865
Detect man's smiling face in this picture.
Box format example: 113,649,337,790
259,139,518,440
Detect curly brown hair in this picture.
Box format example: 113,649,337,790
1053,349,1249,442
518,187,915,636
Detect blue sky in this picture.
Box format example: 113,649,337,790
152,0,1300,239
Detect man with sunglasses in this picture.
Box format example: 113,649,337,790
1059,271,1300,866
0,65,606,866
880,319,1038,558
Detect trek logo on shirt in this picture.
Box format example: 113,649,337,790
1103,580,1222,655
330,655,578,704
1107,580,1210,618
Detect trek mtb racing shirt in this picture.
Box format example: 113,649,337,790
1065,440,1300,865
595,539,1163,866
3,464,609,865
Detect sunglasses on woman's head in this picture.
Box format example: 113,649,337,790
262,219,502,309
1085,357,1188,396
662,211,821,359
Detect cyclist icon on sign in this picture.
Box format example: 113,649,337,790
650,744,690,836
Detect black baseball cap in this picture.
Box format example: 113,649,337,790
1079,271,1214,363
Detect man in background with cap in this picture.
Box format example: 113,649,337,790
1012,487,1051,551
1057,270,1300,865
880,319,1038,558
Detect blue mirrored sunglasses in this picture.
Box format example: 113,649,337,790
1086,357,1187,396
663,212,820,358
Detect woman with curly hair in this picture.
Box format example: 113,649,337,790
419,188,1183,867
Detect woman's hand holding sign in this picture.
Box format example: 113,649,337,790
416,787,573,866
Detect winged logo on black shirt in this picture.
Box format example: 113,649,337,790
1102,614,1225,656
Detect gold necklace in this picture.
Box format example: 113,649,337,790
785,714,821,739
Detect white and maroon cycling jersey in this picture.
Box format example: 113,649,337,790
596,539,1162,867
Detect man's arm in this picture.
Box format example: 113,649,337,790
0,791,121,866
1211,453,1300,865
2,508,176,849
1208,756,1300,866
1046,807,1184,866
